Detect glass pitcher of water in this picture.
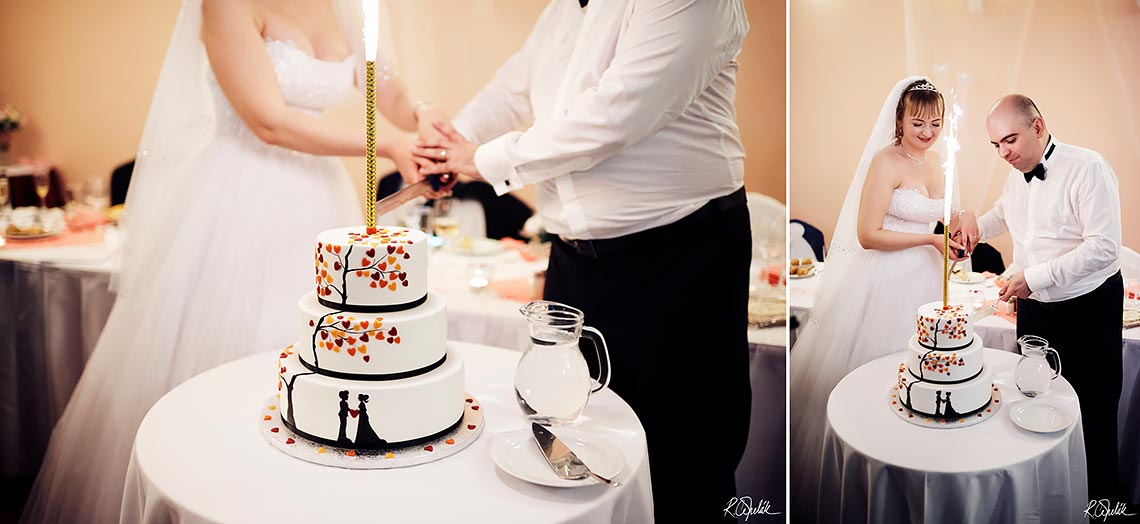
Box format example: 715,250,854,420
1015,335,1062,397
514,301,611,425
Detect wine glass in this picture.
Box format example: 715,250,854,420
433,197,461,247
34,167,50,227
0,168,8,244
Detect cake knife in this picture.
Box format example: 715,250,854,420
373,174,454,218
531,422,620,487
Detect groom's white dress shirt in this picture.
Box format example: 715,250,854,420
450,0,748,240
978,137,1122,302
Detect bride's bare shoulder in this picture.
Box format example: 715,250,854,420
866,146,904,184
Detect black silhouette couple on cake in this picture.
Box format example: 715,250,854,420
934,390,959,418
337,390,385,447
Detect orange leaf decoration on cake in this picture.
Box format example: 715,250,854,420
346,450,356,457
388,282,397,291
358,345,367,354
388,256,396,264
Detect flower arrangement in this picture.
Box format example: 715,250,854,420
0,105,23,133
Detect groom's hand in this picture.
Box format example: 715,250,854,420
413,121,483,181
951,211,980,254
999,271,1032,301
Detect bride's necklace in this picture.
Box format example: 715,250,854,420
900,146,927,165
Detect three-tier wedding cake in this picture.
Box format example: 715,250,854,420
275,226,467,449
895,302,997,419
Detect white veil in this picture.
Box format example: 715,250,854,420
115,0,398,295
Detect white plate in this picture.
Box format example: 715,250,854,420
787,266,816,279
446,237,505,257
1009,400,1073,433
951,271,986,285
492,427,625,488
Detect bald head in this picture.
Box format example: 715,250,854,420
986,94,1049,173
988,94,1042,127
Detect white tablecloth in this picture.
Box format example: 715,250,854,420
790,263,1140,504
819,349,1088,524
122,342,653,524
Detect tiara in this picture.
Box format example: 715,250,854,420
908,83,939,93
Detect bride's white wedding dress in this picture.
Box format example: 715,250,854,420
789,187,944,520
21,40,361,524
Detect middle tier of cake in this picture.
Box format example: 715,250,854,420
296,291,446,378
905,333,985,383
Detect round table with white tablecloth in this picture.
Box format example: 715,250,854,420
816,349,1088,524
121,341,653,524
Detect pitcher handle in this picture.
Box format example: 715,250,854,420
1045,347,1062,380
581,326,611,394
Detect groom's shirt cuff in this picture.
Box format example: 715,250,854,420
474,132,526,195
1023,263,1053,293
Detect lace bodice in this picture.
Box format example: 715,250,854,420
209,39,355,144
883,188,944,233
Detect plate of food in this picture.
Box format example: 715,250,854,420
788,258,816,279
4,223,61,240
950,269,986,285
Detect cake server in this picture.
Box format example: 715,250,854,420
373,174,454,218
531,423,620,487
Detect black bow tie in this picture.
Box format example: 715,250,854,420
1024,141,1057,183
579,0,588,7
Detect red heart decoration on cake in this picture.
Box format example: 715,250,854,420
285,438,295,444
468,425,476,430
335,339,344,347
366,248,376,258
394,336,401,344
347,337,357,345
379,262,387,270
388,327,398,336
333,246,341,254
399,272,407,281
402,281,408,287
334,262,342,271
347,347,356,356
308,320,315,327
320,331,329,340
465,398,473,403
361,334,369,342
386,337,394,343
471,406,480,411
360,258,371,266
424,445,434,452
341,320,350,329
387,245,396,254
271,427,280,433
445,438,455,445
356,271,363,277
403,253,410,259
349,409,359,418
371,272,381,281
362,355,371,362
346,450,357,457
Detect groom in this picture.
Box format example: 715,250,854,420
964,94,1123,500
411,1,752,519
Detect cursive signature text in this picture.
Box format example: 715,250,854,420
723,496,782,521
1084,500,1136,521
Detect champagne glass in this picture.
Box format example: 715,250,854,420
34,167,50,227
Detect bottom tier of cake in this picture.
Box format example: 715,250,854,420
277,345,465,449
896,364,994,419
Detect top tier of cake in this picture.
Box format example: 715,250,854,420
915,302,974,351
314,226,428,312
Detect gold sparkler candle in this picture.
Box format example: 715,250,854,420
941,95,963,307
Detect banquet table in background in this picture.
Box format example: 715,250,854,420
818,349,1088,524
122,342,653,524
1,237,787,509
790,262,1140,505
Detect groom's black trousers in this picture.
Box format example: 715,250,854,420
544,188,753,521
1017,271,1123,501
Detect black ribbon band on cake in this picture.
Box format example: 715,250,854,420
280,412,464,451
319,293,428,313
909,366,984,385
917,335,974,352
299,354,447,381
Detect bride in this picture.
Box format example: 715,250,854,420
21,1,442,522
789,77,969,520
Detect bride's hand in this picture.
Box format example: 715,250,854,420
931,234,968,261
382,137,451,200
